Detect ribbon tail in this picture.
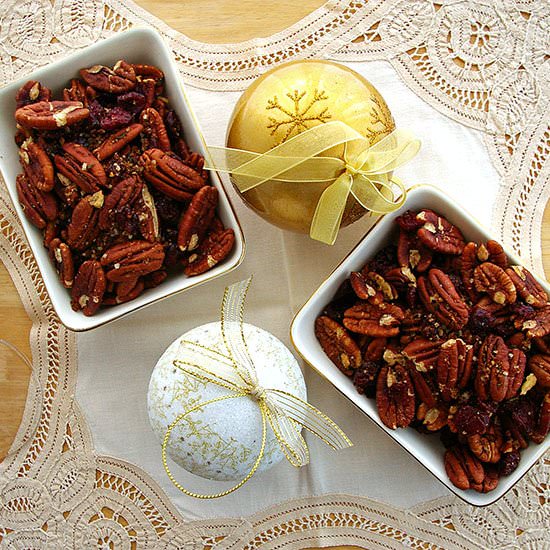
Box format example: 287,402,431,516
309,172,353,245
350,174,407,215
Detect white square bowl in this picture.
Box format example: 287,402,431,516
291,184,550,506
0,28,245,332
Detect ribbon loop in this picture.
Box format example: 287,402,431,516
164,277,352,499
204,121,420,245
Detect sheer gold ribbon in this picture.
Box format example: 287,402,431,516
163,276,352,499
205,121,420,244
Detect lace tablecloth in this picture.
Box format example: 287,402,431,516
1,1,549,548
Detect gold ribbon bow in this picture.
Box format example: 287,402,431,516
163,277,352,499
205,121,420,245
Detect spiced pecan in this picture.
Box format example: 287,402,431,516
468,422,502,463
143,269,168,289
16,173,58,229
343,302,405,337
506,348,527,399
15,80,51,108
43,221,59,248
136,185,159,242
15,100,89,130
397,229,432,272
530,391,550,444
471,465,499,493
376,364,415,429
132,64,164,81
402,338,441,372
522,305,550,338
528,354,550,388
408,367,438,408
48,238,74,288
80,60,136,94
184,228,235,276
437,338,474,401
444,446,485,490
418,268,469,330
54,142,107,194
474,262,517,305
315,316,361,375
417,402,448,431
363,337,387,361
416,210,465,255
475,334,511,402
94,123,143,161
62,78,88,105
506,266,548,308
54,173,80,207
177,186,218,252
113,277,145,304
140,107,171,151
350,271,379,301
19,140,54,192
66,193,103,251
71,260,106,316
100,241,164,282
141,148,207,201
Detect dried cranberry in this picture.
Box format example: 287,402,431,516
395,210,422,232
500,397,537,436
453,404,492,436
353,360,381,397
100,107,133,131
164,109,184,139
469,307,496,335
117,92,146,115
498,450,520,476
363,245,397,276
88,99,106,126
154,192,181,227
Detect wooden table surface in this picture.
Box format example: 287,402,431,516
0,2,548,548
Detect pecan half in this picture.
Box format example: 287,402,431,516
474,262,517,305
140,107,171,151
15,101,89,130
19,140,54,192
100,241,165,282
402,338,441,372
506,348,527,399
363,337,387,361
529,354,550,388
177,186,218,252
315,316,361,375
48,238,74,288
471,465,499,493
350,271,379,301
343,302,405,337
530,391,550,444
437,338,474,401
184,228,235,276
136,185,159,242
54,173,80,207
141,148,207,201
376,364,415,429
98,176,142,230
408,367,438,408
475,334,511,402
94,123,143,161
132,64,164,81
418,268,469,330
468,422,503,463
397,229,432,272
416,210,465,255
506,266,548,308
107,277,146,305
444,446,485,490
417,402,448,431
62,78,88,105
66,193,103,251
143,269,168,289
16,173,58,229
15,80,51,108
71,260,106,316
54,142,107,194
522,305,550,338
80,60,136,94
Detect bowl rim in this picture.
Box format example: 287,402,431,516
290,182,550,507
0,27,246,332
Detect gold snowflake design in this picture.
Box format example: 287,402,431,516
266,88,331,144
365,94,395,145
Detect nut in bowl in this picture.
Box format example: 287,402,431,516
0,29,244,331
291,184,550,506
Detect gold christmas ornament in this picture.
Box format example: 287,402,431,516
226,60,399,234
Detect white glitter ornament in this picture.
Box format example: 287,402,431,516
147,321,307,481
